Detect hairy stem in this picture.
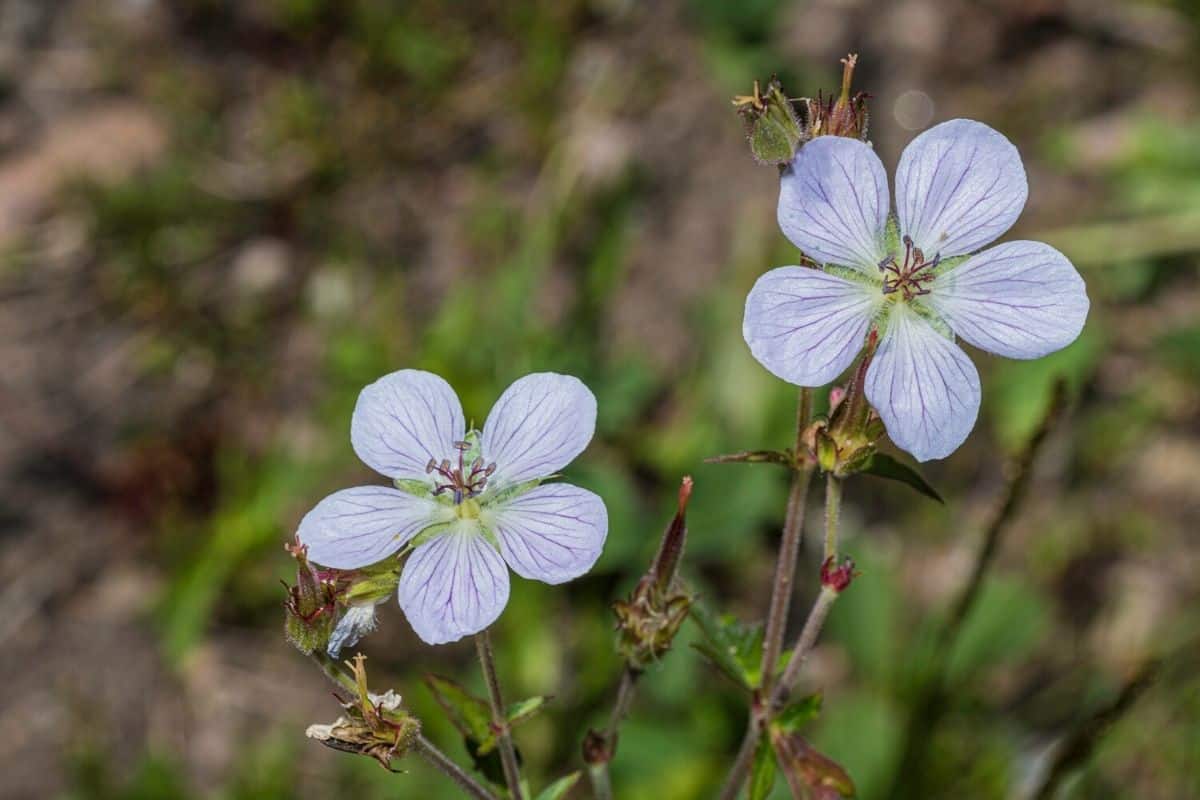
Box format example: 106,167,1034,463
476,630,525,800
311,650,358,694
770,587,840,710
587,666,641,800
823,474,842,563
718,714,760,800
416,734,501,800
761,388,814,695
719,448,844,800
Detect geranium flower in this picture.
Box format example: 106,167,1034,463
744,119,1089,461
297,370,607,645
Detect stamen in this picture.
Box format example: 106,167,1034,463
882,235,941,301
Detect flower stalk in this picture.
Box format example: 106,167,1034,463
589,476,695,798
476,629,525,800
717,447,850,799
761,387,815,695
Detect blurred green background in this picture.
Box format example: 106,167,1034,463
1,1,1198,798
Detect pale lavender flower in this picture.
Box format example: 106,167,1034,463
297,370,607,645
744,119,1089,461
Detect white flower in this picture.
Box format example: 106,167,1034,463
744,119,1089,461
297,370,607,645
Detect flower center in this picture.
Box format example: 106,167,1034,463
426,441,496,504
878,235,939,301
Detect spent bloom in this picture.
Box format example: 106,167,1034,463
297,370,607,645
744,119,1089,461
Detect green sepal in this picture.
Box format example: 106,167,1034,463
859,452,943,503
737,78,805,166
407,519,457,549
393,478,435,497
883,214,901,256
486,477,544,505
535,772,581,800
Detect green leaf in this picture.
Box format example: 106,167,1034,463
535,772,581,800
859,453,943,503
749,734,778,800
773,693,823,734
689,603,765,690
424,674,513,784
507,695,549,727
424,674,492,744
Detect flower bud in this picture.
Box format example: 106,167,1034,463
820,556,858,594
283,540,337,655
614,477,695,670
734,77,805,166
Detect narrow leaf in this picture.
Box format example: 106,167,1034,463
773,693,823,733
860,453,943,503
424,674,492,743
704,449,793,467
749,734,778,800
507,695,549,727
535,772,581,800
689,604,765,690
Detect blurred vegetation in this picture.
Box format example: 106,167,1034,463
1,1,1198,799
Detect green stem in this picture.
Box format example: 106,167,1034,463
476,630,525,800
824,474,842,563
416,735,501,800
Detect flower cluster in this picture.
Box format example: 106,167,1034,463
296,370,608,645
744,119,1089,460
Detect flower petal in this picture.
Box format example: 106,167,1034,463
895,119,1027,258
928,241,1089,359
297,486,441,569
778,136,889,270
481,373,596,488
865,306,981,462
398,526,510,645
351,369,465,480
327,604,379,658
487,483,608,585
743,266,881,386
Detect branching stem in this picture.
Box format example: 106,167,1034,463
718,428,845,800
476,630,525,800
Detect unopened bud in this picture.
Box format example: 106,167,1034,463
614,477,695,669
828,386,846,414
734,77,805,165
820,556,858,594
283,540,336,655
